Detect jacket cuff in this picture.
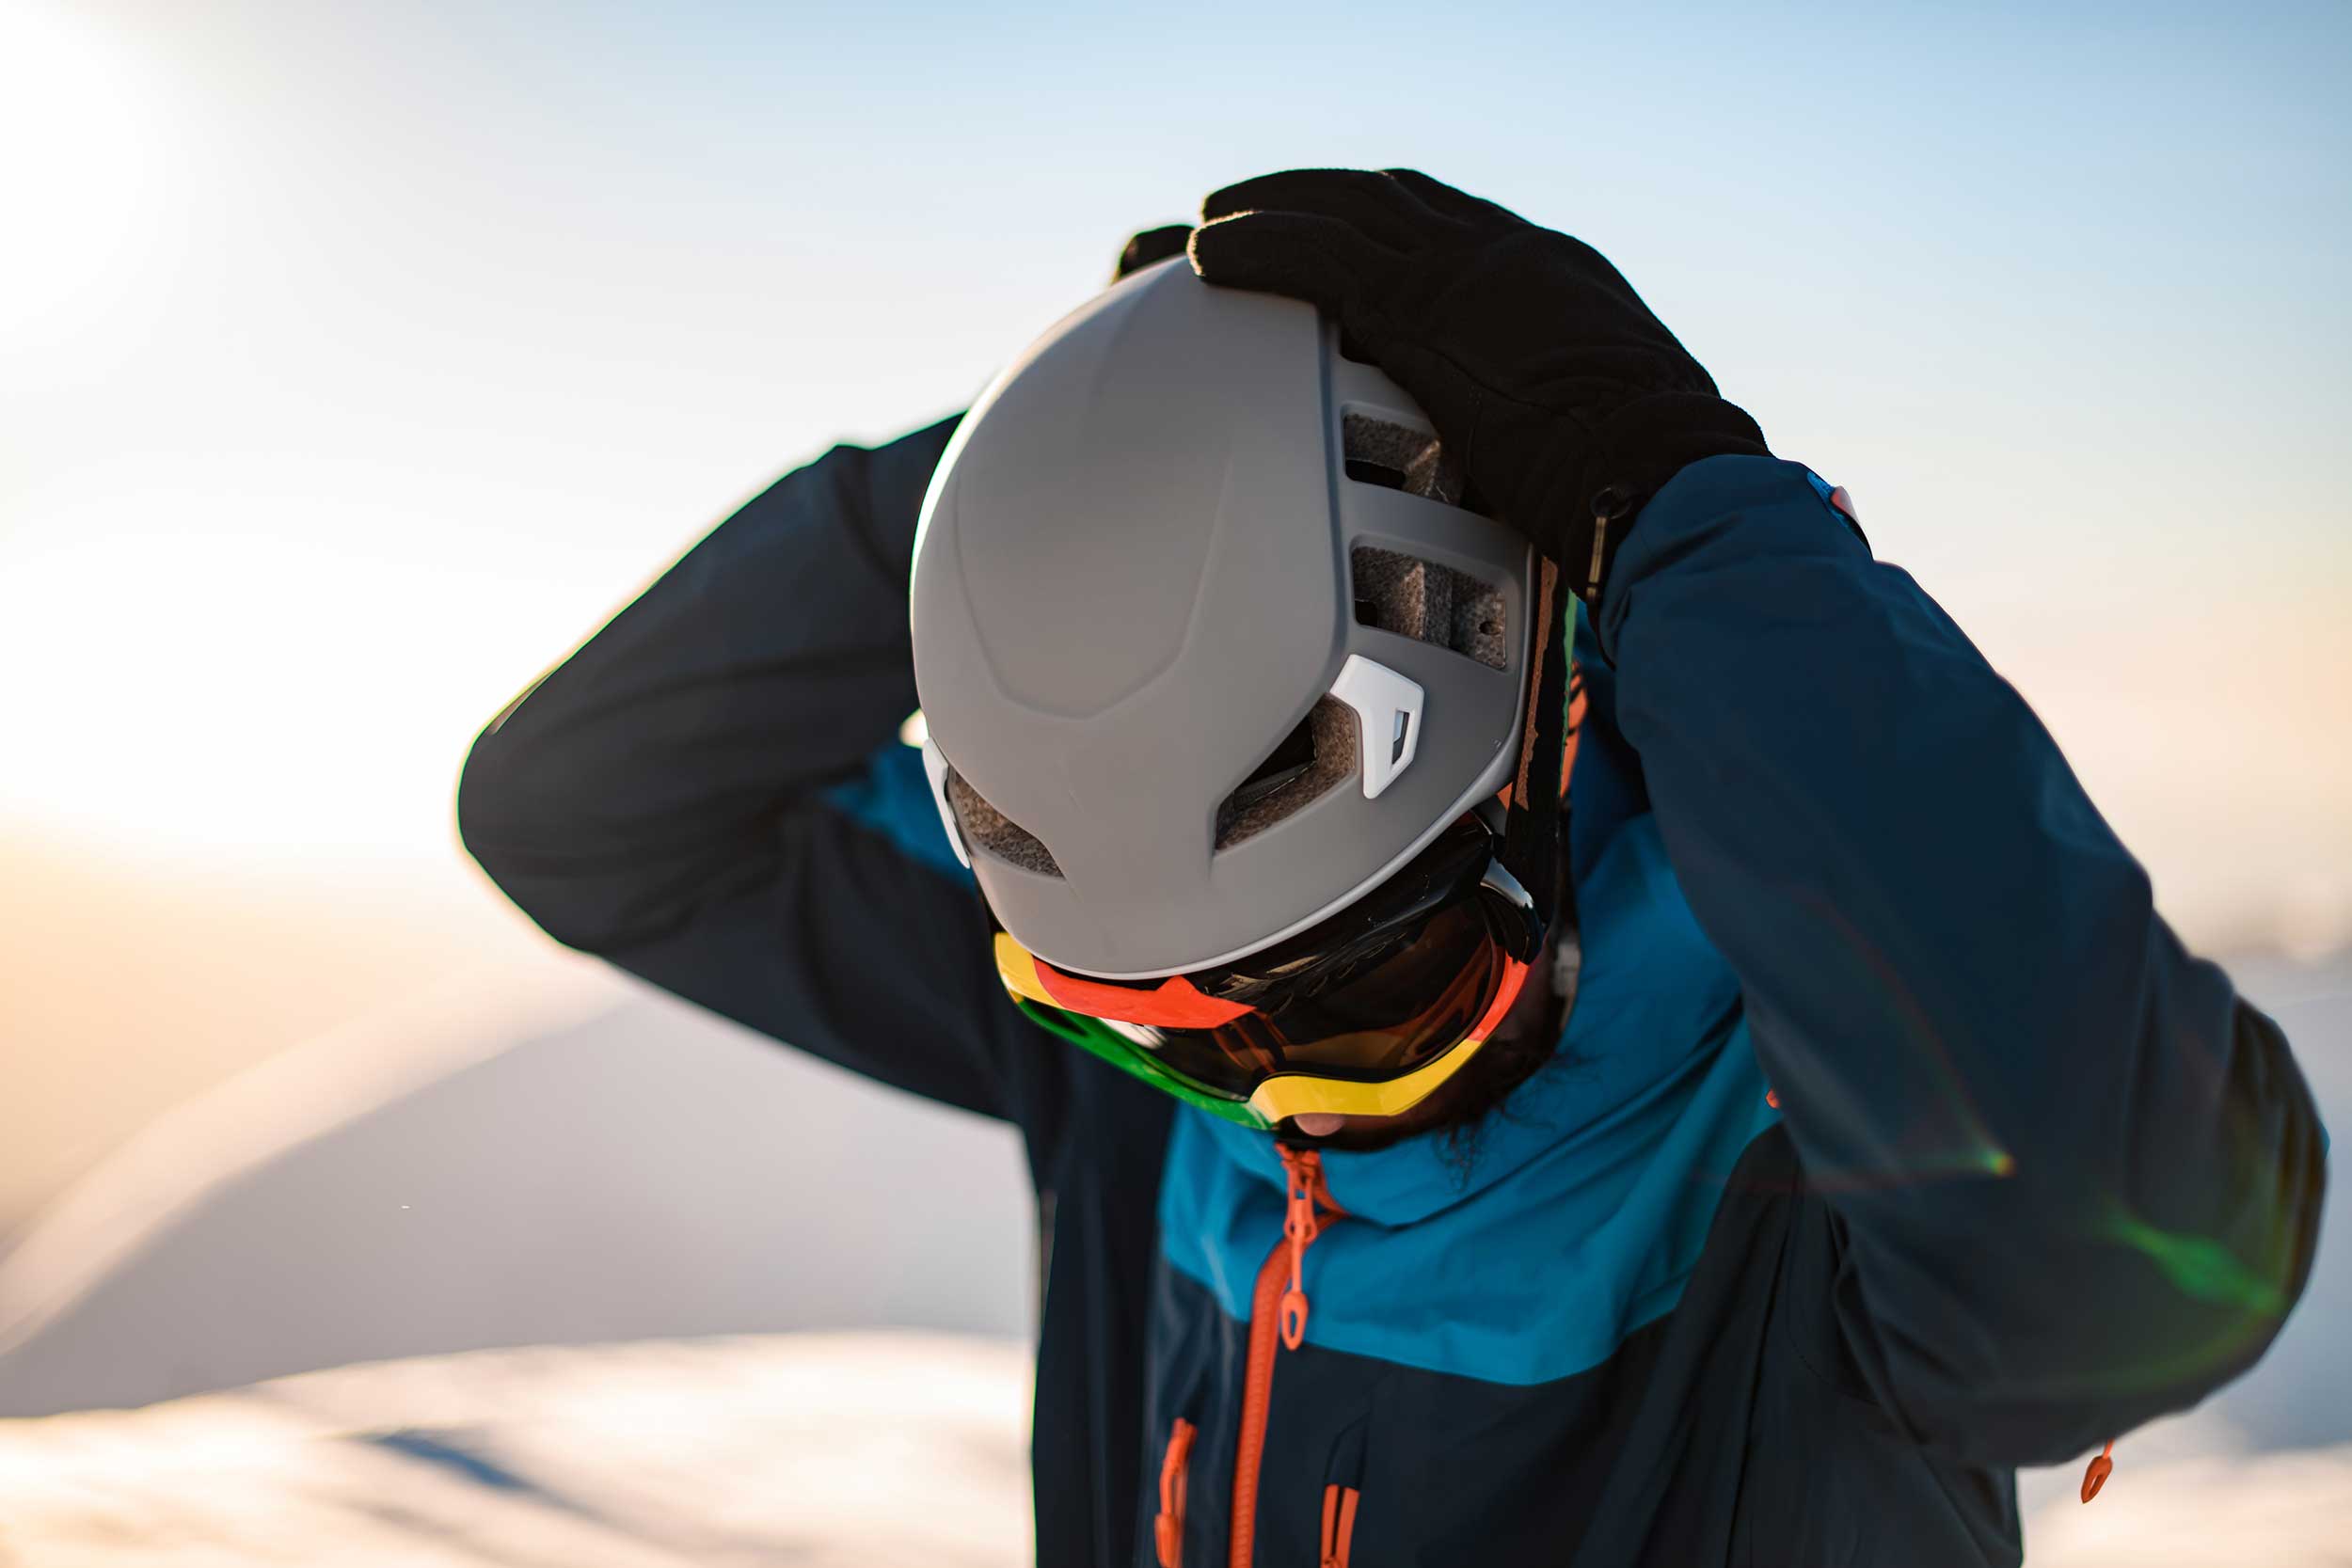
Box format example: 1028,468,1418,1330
1594,454,1869,663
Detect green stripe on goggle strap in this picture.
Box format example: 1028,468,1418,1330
1009,998,1273,1131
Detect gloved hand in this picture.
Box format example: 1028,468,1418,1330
1189,169,1768,601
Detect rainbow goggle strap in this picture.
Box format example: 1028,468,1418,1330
992,819,1541,1132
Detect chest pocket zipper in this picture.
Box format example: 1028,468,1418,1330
1319,1483,1359,1568
1317,1418,1366,1568
1155,1417,1197,1568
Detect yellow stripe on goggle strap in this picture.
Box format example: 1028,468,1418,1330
1247,1034,1491,1123
993,932,1055,1007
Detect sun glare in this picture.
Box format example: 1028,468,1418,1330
0,8,157,338
0,516,578,868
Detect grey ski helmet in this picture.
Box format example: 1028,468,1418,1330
910,258,1537,980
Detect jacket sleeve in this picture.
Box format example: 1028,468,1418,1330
456,416,1058,1127
1597,454,2328,1465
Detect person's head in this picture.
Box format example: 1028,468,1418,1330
910,254,1567,1148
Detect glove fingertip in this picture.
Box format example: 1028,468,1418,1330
1183,214,1253,284
1186,214,1352,309
1114,224,1195,282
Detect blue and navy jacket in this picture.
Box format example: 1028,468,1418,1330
459,417,2327,1566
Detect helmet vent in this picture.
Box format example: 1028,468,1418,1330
1214,697,1360,851
945,768,1064,877
1350,546,1508,671
1342,412,1466,506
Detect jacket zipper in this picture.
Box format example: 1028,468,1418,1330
1228,1145,1339,1568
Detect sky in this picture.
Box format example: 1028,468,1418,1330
2,0,2349,953
0,17,2344,1549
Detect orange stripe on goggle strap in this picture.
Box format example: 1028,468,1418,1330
1466,953,1530,1044
993,932,1255,1029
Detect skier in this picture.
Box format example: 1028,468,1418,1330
458,170,2326,1566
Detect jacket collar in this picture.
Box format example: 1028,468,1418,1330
1192,811,1752,1228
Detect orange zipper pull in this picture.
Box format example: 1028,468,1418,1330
1278,1147,1327,1351
2080,1439,2116,1502
1154,1418,1197,1566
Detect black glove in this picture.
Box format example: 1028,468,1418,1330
1189,169,1768,601
1113,224,1194,282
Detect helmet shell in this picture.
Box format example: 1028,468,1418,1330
912,260,1533,978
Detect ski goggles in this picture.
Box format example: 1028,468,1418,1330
992,814,1543,1131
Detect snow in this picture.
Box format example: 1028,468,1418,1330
5,1330,2352,1567
0,1332,1032,1567
2023,1443,2352,1567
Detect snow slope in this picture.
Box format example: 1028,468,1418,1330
3,1330,2350,1567
0,957,1032,1417
0,1332,1032,1567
